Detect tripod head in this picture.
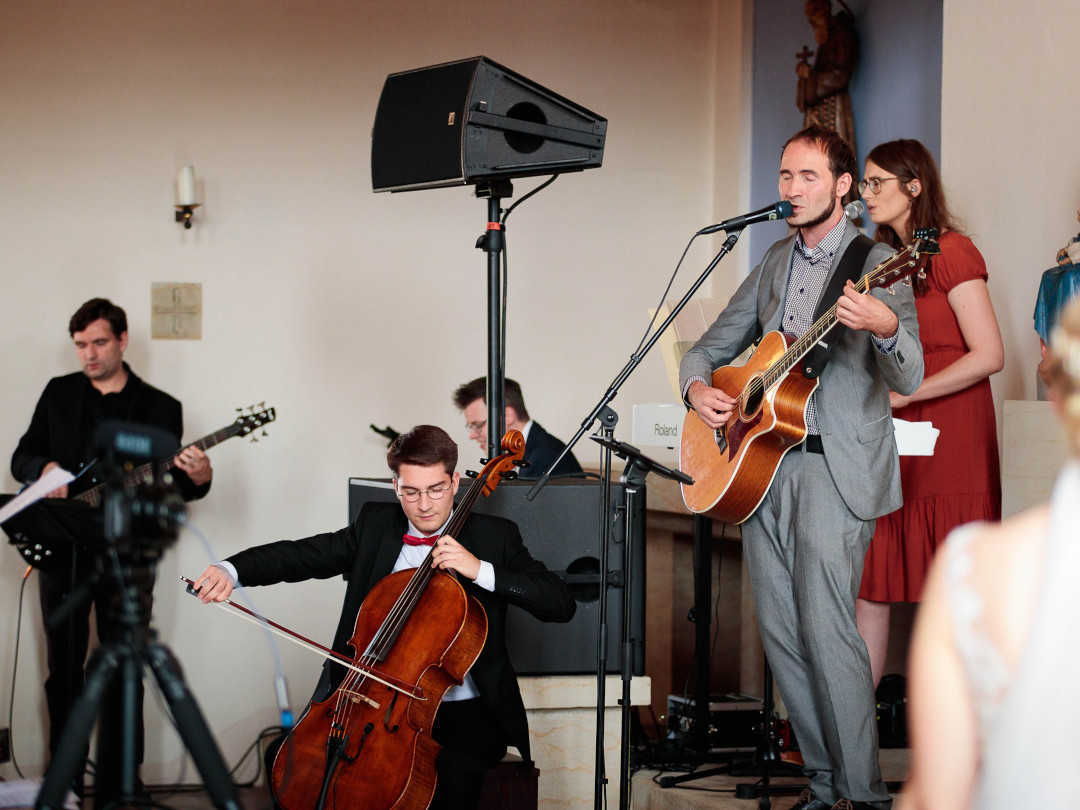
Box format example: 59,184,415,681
47,422,188,637
94,421,187,557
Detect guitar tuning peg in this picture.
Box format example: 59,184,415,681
261,430,268,437
258,401,266,410
236,407,243,414
250,435,259,443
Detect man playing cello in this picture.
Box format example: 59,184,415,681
194,424,574,809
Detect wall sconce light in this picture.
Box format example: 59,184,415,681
174,165,200,229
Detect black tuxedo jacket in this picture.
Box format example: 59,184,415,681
522,422,582,479
227,501,575,761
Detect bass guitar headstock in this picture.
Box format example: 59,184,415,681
234,405,276,441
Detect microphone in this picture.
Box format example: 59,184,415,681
844,200,866,220
698,201,794,235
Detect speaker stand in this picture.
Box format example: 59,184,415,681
475,179,512,461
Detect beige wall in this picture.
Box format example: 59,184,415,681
0,0,746,777
3,0,1077,782
942,0,1080,405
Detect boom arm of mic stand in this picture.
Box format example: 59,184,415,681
525,228,743,501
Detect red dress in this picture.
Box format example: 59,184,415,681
859,232,1001,602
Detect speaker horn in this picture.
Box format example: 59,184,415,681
371,56,607,193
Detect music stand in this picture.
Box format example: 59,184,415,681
1,495,103,571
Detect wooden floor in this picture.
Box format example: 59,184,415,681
75,749,906,809
631,749,909,810
85,785,271,809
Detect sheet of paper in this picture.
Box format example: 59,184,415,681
0,778,78,809
0,466,75,524
893,418,939,456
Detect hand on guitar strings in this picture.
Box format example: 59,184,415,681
430,535,482,581
687,381,738,430
175,445,213,486
192,563,237,603
836,279,900,340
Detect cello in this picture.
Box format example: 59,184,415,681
269,430,525,810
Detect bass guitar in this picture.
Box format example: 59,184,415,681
680,230,938,524
8,406,276,569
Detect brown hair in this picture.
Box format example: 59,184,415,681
1045,297,1080,455
783,125,858,189
451,376,530,422
69,298,127,339
864,139,963,251
386,425,458,475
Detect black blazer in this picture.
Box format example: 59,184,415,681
227,501,575,761
11,365,209,501
522,422,583,479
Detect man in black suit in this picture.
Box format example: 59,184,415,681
11,297,213,802
452,376,583,478
194,424,575,810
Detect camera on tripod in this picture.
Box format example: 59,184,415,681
94,420,187,558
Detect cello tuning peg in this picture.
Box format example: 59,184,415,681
465,469,479,479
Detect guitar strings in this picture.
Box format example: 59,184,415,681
739,248,920,410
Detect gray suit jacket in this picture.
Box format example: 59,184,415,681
679,220,924,521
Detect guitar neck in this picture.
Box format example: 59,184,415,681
74,422,244,507
760,250,910,392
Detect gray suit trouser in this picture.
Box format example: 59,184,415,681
742,447,891,808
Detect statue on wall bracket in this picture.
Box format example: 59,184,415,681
796,0,859,155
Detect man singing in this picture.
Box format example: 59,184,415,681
680,126,923,810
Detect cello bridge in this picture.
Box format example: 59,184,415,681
341,689,380,709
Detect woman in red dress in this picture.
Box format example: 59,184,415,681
856,139,1004,687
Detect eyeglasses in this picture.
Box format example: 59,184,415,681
858,176,900,195
395,483,452,503
465,420,487,434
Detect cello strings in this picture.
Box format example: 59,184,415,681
336,469,493,728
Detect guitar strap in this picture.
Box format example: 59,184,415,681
802,233,875,379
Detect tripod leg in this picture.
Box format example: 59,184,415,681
94,651,145,807
145,643,242,810
35,645,123,810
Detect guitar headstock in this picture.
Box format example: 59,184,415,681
866,229,938,293
235,406,276,440
478,430,526,496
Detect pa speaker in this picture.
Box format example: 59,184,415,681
371,56,607,193
348,477,645,675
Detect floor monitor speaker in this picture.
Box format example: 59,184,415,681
348,477,644,675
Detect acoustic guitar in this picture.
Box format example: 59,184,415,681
680,230,938,524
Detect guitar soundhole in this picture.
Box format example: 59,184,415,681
744,385,763,415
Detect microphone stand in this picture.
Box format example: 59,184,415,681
526,228,744,810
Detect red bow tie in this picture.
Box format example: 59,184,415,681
403,533,439,546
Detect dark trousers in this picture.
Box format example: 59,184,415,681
39,555,150,795
430,697,510,810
